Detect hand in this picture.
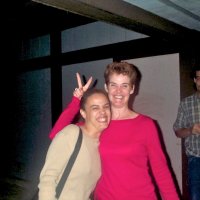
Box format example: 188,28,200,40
73,73,93,99
192,123,200,135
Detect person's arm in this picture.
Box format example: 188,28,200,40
147,119,180,200
173,101,192,139
49,73,93,140
49,96,80,139
174,123,200,138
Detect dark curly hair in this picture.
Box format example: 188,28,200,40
191,65,200,78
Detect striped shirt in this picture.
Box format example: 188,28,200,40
173,92,200,157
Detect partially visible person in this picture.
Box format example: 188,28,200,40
49,61,180,199
38,88,111,200
173,65,200,200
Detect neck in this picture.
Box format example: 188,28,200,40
111,106,136,120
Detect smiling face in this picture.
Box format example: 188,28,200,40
103,62,138,110
105,73,134,109
80,92,111,133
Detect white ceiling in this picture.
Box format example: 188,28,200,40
124,0,200,32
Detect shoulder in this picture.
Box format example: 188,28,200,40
136,115,158,138
46,124,81,156
62,124,80,132
181,94,195,103
138,114,154,122
54,124,80,142
136,114,156,127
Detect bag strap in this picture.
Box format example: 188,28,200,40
56,128,83,199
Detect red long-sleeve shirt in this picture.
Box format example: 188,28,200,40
94,115,179,199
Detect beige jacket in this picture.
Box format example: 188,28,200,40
38,124,101,200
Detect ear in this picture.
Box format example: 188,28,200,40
104,83,108,93
80,109,86,119
130,85,135,94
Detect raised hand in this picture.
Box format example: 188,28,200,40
73,73,93,99
192,123,200,134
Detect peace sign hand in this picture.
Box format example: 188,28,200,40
73,73,93,99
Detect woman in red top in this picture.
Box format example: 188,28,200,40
49,61,180,200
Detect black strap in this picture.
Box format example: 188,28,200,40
56,128,83,199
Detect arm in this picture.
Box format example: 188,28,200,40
174,123,200,138
147,120,180,200
49,96,80,140
49,73,93,140
173,101,200,138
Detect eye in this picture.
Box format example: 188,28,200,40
104,104,110,110
109,83,116,87
92,106,99,110
121,84,129,89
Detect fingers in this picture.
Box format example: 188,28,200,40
76,73,83,88
76,72,93,92
73,88,84,100
83,76,93,92
193,123,200,134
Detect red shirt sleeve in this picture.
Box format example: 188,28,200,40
146,119,179,199
49,96,80,140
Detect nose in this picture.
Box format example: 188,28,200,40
100,108,106,114
116,85,122,92
99,107,109,115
